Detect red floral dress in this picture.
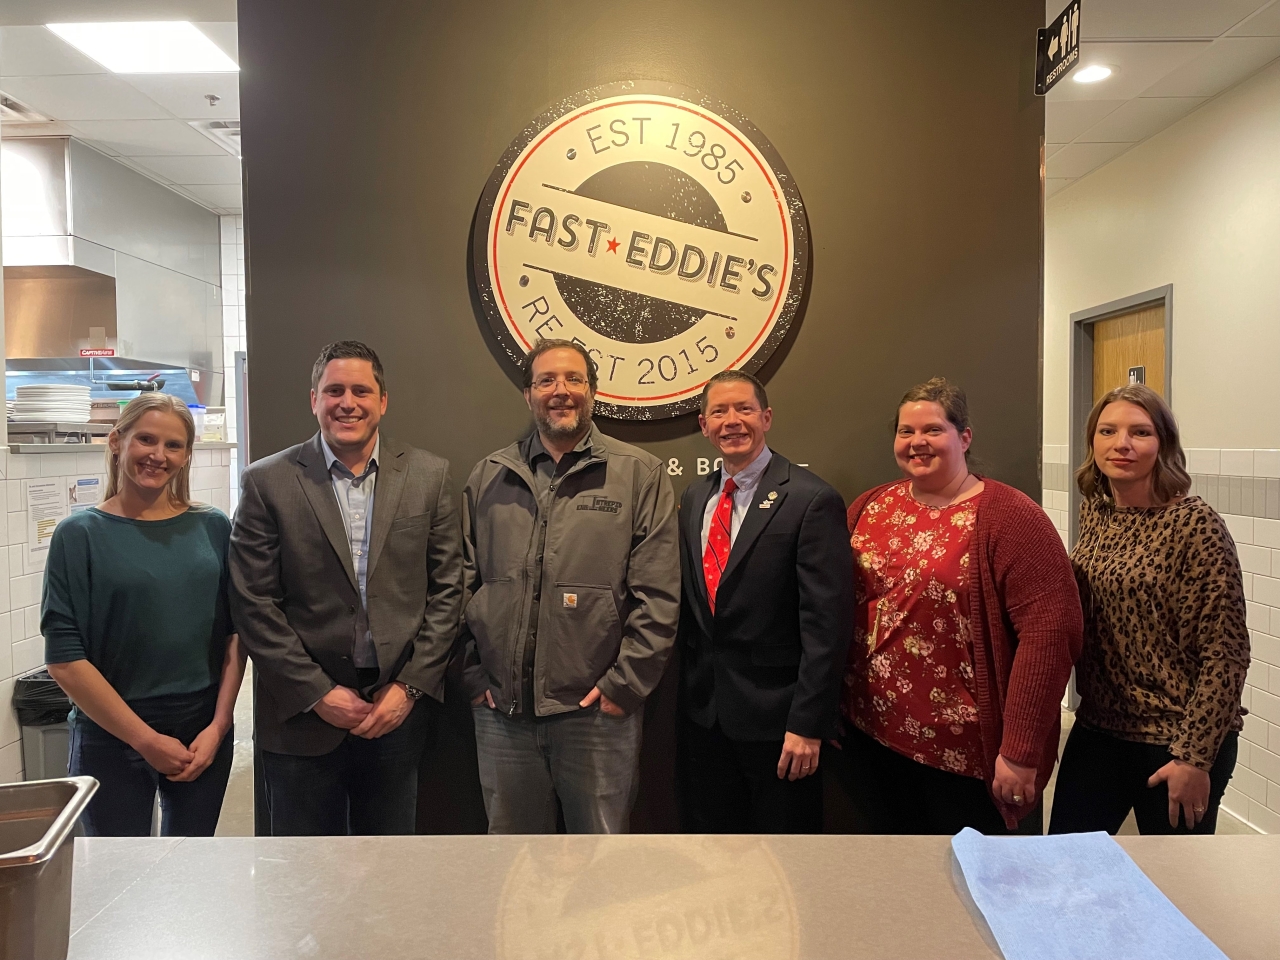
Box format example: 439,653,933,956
843,481,986,778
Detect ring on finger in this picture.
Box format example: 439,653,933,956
1012,795,1024,804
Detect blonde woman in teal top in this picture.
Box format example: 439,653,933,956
42,394,245,836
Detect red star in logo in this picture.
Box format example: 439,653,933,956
606,237,620,254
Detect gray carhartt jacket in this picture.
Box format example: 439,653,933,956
459,426,679,716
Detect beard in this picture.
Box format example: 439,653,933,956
534,397,593,440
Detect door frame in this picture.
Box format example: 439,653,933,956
1067,284,1173,546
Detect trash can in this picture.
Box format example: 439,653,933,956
13,669,72,781
0,777,98,960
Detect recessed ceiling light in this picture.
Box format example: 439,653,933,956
46,22,238,73
1073,65,1113,84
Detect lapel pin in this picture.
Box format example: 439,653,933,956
759,500,772,509
768,491,778,500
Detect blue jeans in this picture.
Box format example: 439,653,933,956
259,696,434,836
68,687,233,837
472,704,643,834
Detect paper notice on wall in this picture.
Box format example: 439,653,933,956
26,479,68,556
68,476,102,513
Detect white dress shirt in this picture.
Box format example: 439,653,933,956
700,445,774,552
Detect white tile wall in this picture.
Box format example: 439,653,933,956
220,214,245,510
1039,446,1279,833
0,447,232,783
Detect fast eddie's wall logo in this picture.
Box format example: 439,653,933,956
472,81,810,420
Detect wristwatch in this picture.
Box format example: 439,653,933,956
398,682,425,700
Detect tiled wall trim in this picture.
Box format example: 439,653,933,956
0,448,232,783
1191,475,1280,520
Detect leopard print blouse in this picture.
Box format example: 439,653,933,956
1071,495,1249,771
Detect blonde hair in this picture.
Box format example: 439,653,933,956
104,394,196,506
1076,384,1190,504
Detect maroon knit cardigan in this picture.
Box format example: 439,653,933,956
847,478,1083,829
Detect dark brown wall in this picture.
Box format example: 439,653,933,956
238,0,1045,833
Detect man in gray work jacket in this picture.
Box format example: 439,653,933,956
460,338,680,834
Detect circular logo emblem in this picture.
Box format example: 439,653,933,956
494,836,800,959
473,81,809,419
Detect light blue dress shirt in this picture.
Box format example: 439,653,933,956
700,445,773,552
320,433,379,669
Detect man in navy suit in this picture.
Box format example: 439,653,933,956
676,370,854,833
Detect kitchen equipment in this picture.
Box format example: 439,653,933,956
187,404,207,438
11,384,91,423
0,777,99,960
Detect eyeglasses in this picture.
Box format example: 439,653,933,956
531,374,591,392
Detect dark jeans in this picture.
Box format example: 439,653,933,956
834,726,1010,835
1048,722,1238,835
677,715,823,833
260,696,434,836
68,687,233,837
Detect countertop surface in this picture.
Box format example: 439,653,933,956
66,833,1279,959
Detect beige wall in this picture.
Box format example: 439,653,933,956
1044,57,1280,451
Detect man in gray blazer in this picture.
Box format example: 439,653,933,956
230,340,463,835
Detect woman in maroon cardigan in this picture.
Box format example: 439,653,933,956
839,378,1082,833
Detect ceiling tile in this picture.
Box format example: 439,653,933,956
1045,99,1125,140
1140,35,1280,96
182,183,241,208
0,73,168,120
1059,0,1267,39
119,73,239,121
0,1,237,27
192,22,238,61
129,154,241,184
1045,178,1076,198
67,119,230,156
1075,96,1207,142
0,25,103,75
1231,1,1280,36
1045,140,1133,179
1047,41,1210,101
1046,142,1068,157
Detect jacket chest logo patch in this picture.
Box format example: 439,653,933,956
577,496,622,514
563,593,578,609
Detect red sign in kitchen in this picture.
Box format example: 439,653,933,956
79,348,115,357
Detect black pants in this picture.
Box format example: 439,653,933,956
677,714,823,833
1048,723,1238,835
833,726,1009,835
260,696,434,836
68,687,233,837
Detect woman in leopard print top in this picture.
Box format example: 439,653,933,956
1049,384,1249,836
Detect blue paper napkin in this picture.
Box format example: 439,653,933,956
950,828,1228,960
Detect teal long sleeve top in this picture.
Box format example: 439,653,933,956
41,505,234,706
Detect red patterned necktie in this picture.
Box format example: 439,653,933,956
702,477,737,613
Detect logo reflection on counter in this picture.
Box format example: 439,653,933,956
496,836,799,959
472,81,810,420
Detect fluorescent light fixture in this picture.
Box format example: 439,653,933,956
1073,65,1112,84
46,22,238,73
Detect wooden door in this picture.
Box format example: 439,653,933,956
1092,303,1165,401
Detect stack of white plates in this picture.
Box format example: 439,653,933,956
12,384,93,422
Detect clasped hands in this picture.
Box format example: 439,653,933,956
315,682,414,739
135,720,229,782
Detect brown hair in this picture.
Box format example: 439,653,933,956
311,340,386,395
521,339,598,392
700,370,769,414
896,377,972,461
1076,384,1190,503
104,394,196,506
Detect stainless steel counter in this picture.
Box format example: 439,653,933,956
67,834,1279,959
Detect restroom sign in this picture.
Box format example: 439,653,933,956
472,81,810,420
1036,1,1081,95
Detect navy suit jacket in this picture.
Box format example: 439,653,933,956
676,452,854,741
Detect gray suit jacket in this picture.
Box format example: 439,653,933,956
229,432,464,756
